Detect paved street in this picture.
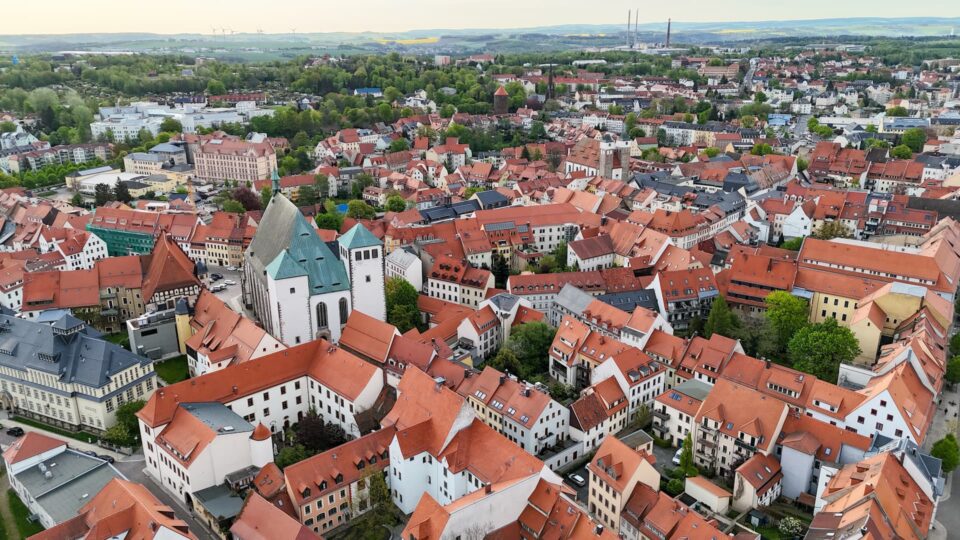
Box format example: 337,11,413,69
207,266,255,320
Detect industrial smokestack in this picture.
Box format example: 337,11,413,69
627,10,633,48
666,18,672,48
634,10,640,49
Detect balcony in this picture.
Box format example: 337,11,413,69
651,422,668,436
652,409,669,420
734,438,757,453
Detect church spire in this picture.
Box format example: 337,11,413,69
271,167,280,195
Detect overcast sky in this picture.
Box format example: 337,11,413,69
5,0,960,35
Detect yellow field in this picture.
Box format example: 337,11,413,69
715,28,758,34
375,36,440,45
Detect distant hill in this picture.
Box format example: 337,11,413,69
0,17,958,57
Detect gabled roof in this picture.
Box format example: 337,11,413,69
141,233,199,301
230,492,320,540
2,431,66,465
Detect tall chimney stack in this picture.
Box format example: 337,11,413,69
666,18,672,48
634,10,640,48
627,10,633,48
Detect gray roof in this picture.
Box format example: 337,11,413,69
149,142,184,153
247,194,349,295
181,402,254,434
194,484,245,520
474,190,508,208
15,449,124,524
668,379,713,402
0,314,151,391
486,293,523,315
385,247,420,270
596,290,659,314
555,284,595,315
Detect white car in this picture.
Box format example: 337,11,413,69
226,266,238,271
567,473,586,487
211,284,227,292
672,448,683,466
224,279,237,286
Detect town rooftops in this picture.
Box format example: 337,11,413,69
30,478,195,540
138,339,379,428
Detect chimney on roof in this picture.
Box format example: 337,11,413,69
595,524,604,535
763,357,771,369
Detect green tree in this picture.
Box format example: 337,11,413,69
900,128,927,153
315,174,331,199
946,356,960,386
703,296,739,339
931,434,960,473
489,347,523,375
492,252,510,289
222,199,245,213
275,444,309,469
385,277,420,332
0,121,16,133
351,173,375,199
890,144,913,159
502,322,557,378
316,201,344,231
779,517,804,537
70,193,84,207
260,186,273,209
788,318,860,382
94,183,113,206
813,221,852,240
346,200,376,219
298,185,319,206
159,118,183,133
740,115,757,129
704,147,720,158
388,138,410,152
665,478,685,496
887,106,909,117
679,434,697,477
765,291,810,355
113,180,130,204
206,79,227,95
797,158,809,172
750,143,774,156
385,195,406,212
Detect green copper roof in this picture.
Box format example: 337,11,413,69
338,223,381,250
265,215,350,295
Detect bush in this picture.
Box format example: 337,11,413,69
779,516,804,536
665,478,685,496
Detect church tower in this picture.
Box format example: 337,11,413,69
338,223,386,321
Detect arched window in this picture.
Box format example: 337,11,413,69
317,302,328,329
339,298,349,323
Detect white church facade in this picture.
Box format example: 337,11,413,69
242,190,385,346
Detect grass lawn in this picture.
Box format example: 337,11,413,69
11,416,99,444
7,489,44,538
756,526,782,539
154,355,189,384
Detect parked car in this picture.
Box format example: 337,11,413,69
672,448,684,466
211,284,227,292
210,273,223,281
224,279,237,286
82,449,98,458
6,427,24,437
567,473,586,487
226,266,238,271
98,454,115,464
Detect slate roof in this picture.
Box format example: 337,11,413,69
338,223,381,250
0,313,151,390
255,195,349,295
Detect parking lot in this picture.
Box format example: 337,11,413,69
205,266,249,315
